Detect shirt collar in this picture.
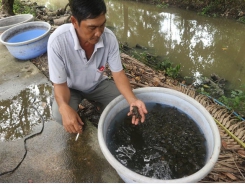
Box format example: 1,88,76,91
70,24,104,51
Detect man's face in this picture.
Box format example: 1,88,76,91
71,13,106,45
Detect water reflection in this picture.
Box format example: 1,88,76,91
30,0,245,89
0,84,52,141
106,0,245,89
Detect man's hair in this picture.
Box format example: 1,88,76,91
71,0,107,25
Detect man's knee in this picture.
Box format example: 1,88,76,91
51,88,82,125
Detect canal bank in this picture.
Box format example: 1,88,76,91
140,0,245,21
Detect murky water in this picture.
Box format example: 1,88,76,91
107,1,245,90
107,103,206,179
0,83,52,141
30,0,245,90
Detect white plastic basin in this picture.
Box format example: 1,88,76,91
98,87,221,183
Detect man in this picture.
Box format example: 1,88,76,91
48,0,147,134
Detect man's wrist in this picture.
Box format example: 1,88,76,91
127,97,138,104
59,103,69,113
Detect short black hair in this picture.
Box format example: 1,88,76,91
71,0,107,25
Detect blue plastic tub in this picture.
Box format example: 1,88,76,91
0,21,51,60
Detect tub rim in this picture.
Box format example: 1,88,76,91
0,21,51,46
0,14,34,32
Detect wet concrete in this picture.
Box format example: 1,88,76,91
0,42,123,182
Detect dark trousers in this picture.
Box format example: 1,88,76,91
52,79,120,124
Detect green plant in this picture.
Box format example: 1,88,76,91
199,1,223,17
238,17,245,24
198,87,211,96
157,59,172,70
201,5,212,15
218,87,245,117
13,0,36,15
157,59,180,78
156,3,168,8
165,64,181,79
152,0,168,8
119,46,181,79
196,82,245,119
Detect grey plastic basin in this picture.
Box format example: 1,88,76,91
0,14,34,33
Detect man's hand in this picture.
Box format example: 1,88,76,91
112,70,148,125
127,99,148,125
59,104,84,133
53,82,84,134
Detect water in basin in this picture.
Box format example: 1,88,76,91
107,103,207,179
7,28,46,43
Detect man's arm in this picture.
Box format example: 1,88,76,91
112,70,148,125
54,82,83,133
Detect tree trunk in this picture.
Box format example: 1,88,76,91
68,0,73,7
1,0,15,15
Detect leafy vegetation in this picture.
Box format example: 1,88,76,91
133,51,181,79
153,0,169,8
123,43,244,117
148,0,245,20
197,83,245,118
13,0,36,15
119,42,181,79
199,3,218,17
218,86,245,118
238,17,245,24
157,59,181,79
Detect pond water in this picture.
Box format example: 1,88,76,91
32,0,245,90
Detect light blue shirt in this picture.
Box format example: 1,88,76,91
48,23,123,93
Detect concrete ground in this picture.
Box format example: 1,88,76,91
0,42,123,182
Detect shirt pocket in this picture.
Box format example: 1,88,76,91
94,69,104,82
